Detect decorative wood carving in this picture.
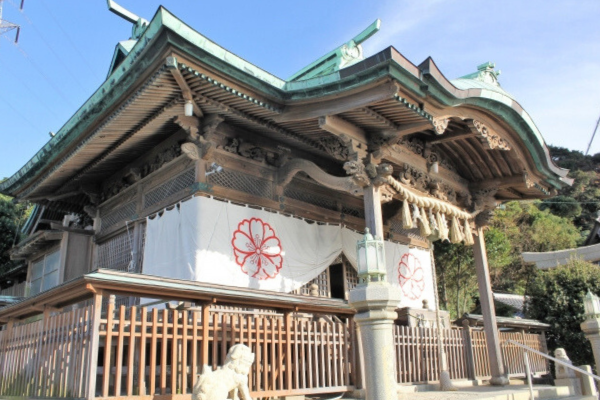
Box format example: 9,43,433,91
202,114,225,139
475,210,494,228
432,118,449,135
468,120,511,151
397,137,457,173
471,188,498,213
174,115,201,142
181,142,201,160
102,143,182,201
318,137,350,161
276,158,368,196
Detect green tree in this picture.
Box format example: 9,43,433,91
434,201,581,317
0,193,29,274
527,258,600,368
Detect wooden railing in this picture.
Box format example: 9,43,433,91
500,332,549,377
394,326,550,384
97,302,357,399
394,326,469,383
0,305,93,398
0,270,552,398
0,281,27,297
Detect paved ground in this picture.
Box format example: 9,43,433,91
397,384,590,400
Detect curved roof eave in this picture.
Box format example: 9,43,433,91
0,8,569,197
415,56,570,189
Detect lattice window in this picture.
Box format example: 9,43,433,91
207,168,272,198
389,219,428,242
95,230,134,272
294,269,330,297
100,202,136,232
144,168,195,209
345,262,359,292
341,205,364,218
284,186,337,211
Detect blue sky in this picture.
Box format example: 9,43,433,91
0,0,599,180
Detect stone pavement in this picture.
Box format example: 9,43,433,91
397,384,593,400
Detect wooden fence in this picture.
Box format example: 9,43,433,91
394,326,469,383
394,326,550,384
0,305,93,398
0,286,551,399
96,301,357,399
0,281,27,297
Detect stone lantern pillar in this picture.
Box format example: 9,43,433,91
349,184,402,400
580,291,600,373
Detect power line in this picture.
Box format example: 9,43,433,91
3,35,76,109
7,0,89,93
38,0,102,81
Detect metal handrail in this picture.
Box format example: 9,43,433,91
506,340,600,383
506,339,600,400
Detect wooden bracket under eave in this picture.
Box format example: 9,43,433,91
166,56,204,118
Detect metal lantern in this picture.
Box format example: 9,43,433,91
356,227,386,283
584,290,600,318
184,100,194,117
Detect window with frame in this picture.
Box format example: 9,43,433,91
30,249,60,295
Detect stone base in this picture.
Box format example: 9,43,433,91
575,365,598,396
555,377,583,396
489,375,509,386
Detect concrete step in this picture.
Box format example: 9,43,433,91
395,384,587,400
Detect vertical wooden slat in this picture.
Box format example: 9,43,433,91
149,308,158,396
114,305,126,397
285,312,292,390
201,304,210,368
126,306,137,396
262,316,268,391
102,296,115,398
170,309,178,395
212,313,218,370
139,307,148,396
160,309,168,395
191,310,199,390
181,309,188,395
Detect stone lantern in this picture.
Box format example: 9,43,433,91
349,227,401,400
580,290,600,374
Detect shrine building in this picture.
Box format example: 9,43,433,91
0,4,570,400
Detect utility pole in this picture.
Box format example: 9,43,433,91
0,0,20,43
585,113,600,156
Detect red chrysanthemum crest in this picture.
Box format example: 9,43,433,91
398,253,425,300
231,218,283,280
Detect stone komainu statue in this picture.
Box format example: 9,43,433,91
193,344,255,400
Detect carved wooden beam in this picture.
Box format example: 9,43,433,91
427,129,477,145
276,158,369,196
271,81,399,123
194,92,324,151
469,174,530,191
318,115,367,160
166,56,204,117
319,115,367,143
465,119,511,151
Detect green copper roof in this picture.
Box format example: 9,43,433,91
0,8,568,197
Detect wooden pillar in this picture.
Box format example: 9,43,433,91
461,320,477,381
363,185,384,239
348,183,401,400
472,227,508,385
86,291,104,400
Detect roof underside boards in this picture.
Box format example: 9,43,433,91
0,6,568,201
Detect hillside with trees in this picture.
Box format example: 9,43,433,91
434,145,600,367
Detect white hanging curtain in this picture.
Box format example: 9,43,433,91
142,196,436,308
